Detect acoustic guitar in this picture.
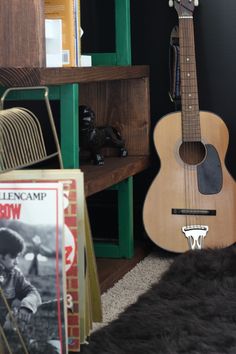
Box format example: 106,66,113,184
143,0,236,253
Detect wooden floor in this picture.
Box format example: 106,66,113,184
96,241,151,294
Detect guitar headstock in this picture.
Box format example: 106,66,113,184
169,0,198,17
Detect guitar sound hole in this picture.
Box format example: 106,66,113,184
179,141,206,165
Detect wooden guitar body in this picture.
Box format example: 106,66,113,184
143,111,236,253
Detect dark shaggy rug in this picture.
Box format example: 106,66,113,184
81,246,236,354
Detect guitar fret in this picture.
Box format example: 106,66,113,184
181,54,195,57
182,130,201,133
182,129,201,133
182,129,201,132
182,99,199,102
181,44,195,47
179,54,195,57
181,83,198,86
182,98,198,102
182,104,199,107
181,70,197,73
182,102,198,105
182,121,200,124
182,113,199,116
182,113,200,117
181,73,197,76
182,133,201,137
182,95,198,98
182,100,198,104
182,121,200,125
181,84,198,87
182,113,199,115
182,137,202,142
182,96,198,99
182,126,201,129
181,75,197,78
182,126,201,130
182,135,201,139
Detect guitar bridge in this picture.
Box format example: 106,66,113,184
182,225,209,250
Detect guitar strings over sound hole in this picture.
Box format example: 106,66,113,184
179,141,206,165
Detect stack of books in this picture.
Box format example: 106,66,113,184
0,169,102,353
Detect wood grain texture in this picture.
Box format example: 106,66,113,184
40,66,149,84
82,156,150,196
0,68,41,87
80,78,150,157
143,111,236,253
0,66,149,87
0,0,45,67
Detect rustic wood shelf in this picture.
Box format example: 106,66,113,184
81,156,150,197
0,65,149,87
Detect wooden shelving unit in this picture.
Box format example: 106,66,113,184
0,0,151,259
0,65,151,258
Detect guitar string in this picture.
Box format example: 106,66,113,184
179,18,191,231
187,17,202,231
179,18,186,230
188,17,202,229
186,17,200,230
186,18,195,230
180,16,201,234
183,18,195,229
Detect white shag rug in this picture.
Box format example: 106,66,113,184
93,251,173,331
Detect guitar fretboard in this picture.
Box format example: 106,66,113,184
179,17,201,142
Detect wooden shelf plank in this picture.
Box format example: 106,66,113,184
81,156,150,196
0,65,149,87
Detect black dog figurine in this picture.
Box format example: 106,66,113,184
79,105,128,165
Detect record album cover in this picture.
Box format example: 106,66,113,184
0,182,67,354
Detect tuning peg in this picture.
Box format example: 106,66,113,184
194,0,199,6
169,0,174,7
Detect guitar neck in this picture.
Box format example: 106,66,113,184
179,17,201,141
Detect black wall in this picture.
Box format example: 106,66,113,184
81,0,115,53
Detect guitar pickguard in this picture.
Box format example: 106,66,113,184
197,144,223,194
